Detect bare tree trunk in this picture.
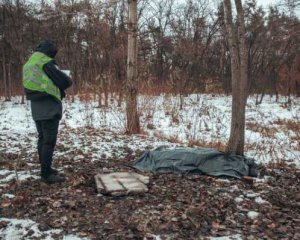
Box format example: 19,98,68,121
71,67,75,103
2,51,8,101
7,53,12,101
224,0,248,155
258,89,265,105
287,66,292,104
20,57,25,104
102,76,109,108
118,90,123,107
126,0,140,133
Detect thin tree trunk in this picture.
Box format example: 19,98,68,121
7,53,12,101
71,66,76,103
20,54,25,104
287,66,292,104
126,0,140,133
2,51,8,101
118,90,123,107
258,90,265,105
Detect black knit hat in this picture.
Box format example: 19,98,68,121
35,40,58,58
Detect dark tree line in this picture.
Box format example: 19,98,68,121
1,0,299,102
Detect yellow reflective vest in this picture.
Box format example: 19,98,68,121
23,52,61,101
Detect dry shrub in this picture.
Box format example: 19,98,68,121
139,95,157,120
187,139,226,151
246,122,278,138
171,114,180,125
204,78,224,94
153,132,183,144
266,159,296,170
273,119,300,134
146,123,155,130
78,92,94,102
167,135,182,143
139,80,175,95
135,128,148,136
273,119,300,146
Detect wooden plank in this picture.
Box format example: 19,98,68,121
95,172,149,196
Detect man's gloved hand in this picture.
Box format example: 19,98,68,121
60,89,66,99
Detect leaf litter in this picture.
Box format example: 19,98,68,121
0,95,299,239
0,127,299,239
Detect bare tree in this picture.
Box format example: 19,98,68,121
126,0,140,133
223,0,248,155
0,0,298,100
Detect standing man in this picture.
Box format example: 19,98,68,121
23,40,72,184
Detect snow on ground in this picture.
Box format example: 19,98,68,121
247,211,259,220
0,218,88,240
0,169,39,187
0,94,299,185
0,94,299,239
1,94,299,166
210,235,242,240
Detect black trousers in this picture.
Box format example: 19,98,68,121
35,119,59,177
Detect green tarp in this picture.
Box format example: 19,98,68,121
133,147,257,179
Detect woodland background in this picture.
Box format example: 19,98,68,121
1,0,299,104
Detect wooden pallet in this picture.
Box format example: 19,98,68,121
95,172,149,196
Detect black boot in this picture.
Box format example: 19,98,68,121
50,168,59,175
41,173,65,184
40,168,59,176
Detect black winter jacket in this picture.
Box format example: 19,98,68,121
25,40,72,121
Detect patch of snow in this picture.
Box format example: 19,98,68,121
253,178,267,184
209,234,242,240
73,155,85,161
247,211,259,219
0,218,61,239
234,197,244,203
255,196,268,204
229,185,240,192
245,192,259,199
216,179,231,183
263,176,275,182
0,170,12,175
2,194,15,199
63,235,89,240
143,235,162,240
0,218,89,240
0,170,39,185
